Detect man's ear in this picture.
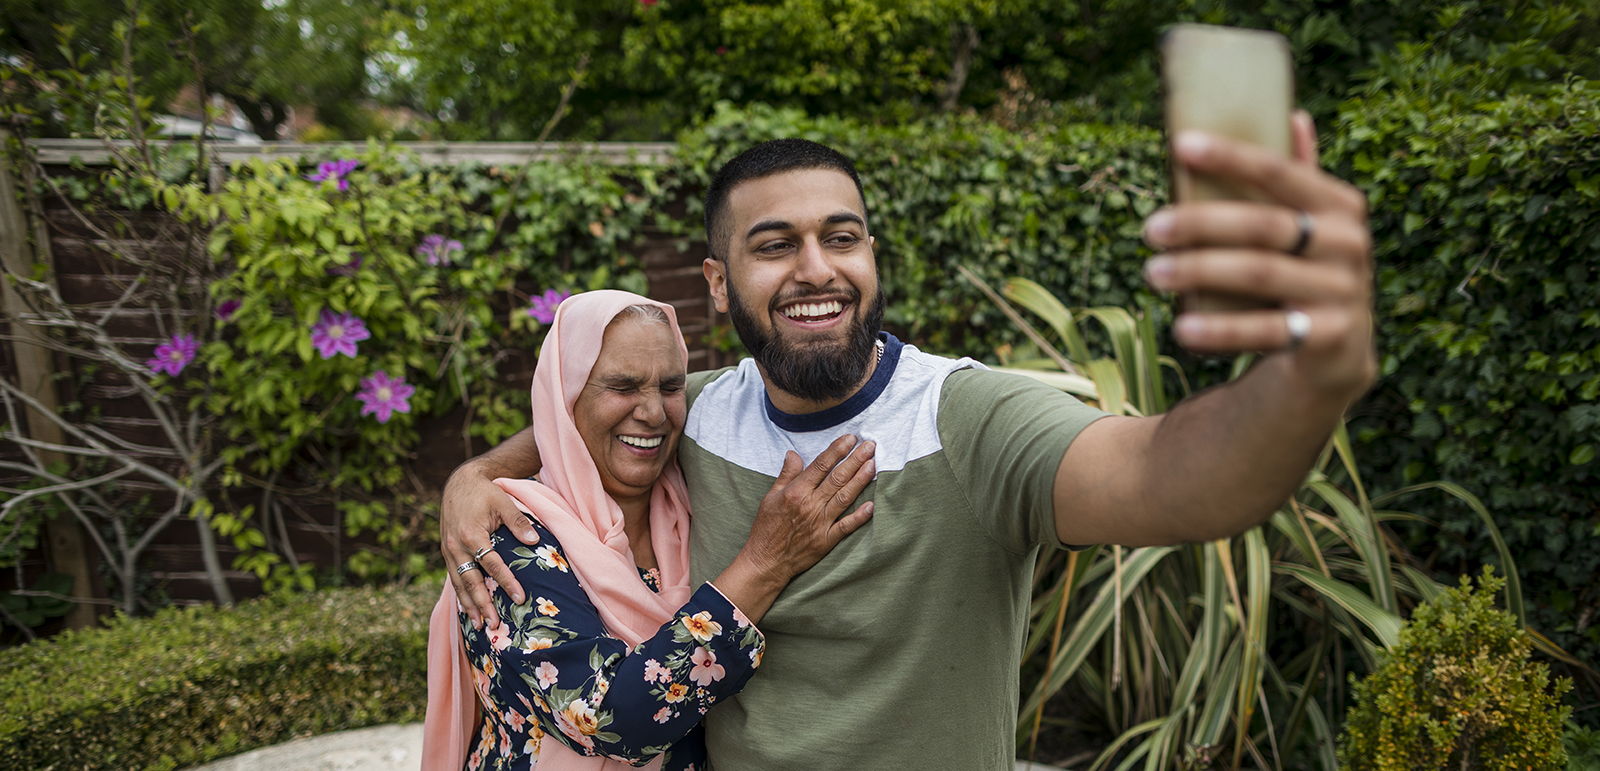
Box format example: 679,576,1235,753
703,257,730,314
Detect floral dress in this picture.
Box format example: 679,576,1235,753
458,519,766,771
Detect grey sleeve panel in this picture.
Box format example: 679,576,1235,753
937,368,1112,553
687,367,736,409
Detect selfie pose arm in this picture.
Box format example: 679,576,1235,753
1053,113,1378,548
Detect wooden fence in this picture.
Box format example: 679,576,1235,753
0,139,723,639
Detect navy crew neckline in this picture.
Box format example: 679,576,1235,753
763,332,903,433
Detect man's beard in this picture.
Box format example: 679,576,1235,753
727,281,886,404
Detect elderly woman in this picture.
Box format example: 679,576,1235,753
423,291,874,771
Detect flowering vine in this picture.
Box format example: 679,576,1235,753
355,370,415,424
527,289,572,324
310,309,371,359
304,159,359,191
147,333,198,376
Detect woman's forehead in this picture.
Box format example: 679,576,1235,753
591,319,685,375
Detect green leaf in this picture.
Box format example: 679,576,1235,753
1275,564,1402,648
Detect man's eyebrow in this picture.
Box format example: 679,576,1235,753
823,211,866,229
743,219,793,241
742,211,865,241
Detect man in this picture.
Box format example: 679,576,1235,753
441,117,1375,769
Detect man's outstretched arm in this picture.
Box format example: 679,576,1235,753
441,426,542,628
1054,113,1377,547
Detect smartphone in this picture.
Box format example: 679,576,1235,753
1161,23,1295,312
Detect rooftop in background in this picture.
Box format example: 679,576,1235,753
25,139,677,167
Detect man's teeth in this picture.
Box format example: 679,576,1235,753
620,435,663,448
782,301,844,319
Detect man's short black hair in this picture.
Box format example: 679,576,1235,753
703,138,867,262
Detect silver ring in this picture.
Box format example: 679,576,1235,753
473,546,494,561
1285,310,1312,350
455,561,481,576
1288,211,1314,256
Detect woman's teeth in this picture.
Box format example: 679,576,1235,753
619,435,663,448
782,301,844,320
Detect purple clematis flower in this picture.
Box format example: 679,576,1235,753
304,159,360,191
214,299,241,322
309,309,372,359
147,334,198,376
355,370,415,424
526,289,572,324
415,234,463,266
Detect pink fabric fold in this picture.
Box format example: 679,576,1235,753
424,290,691,771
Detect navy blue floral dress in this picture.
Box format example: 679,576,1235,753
458,519,765,770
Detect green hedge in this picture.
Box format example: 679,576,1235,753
0,582,436,771
1330,73,1600,666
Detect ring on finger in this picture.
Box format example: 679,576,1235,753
472,546,494,561
1288,210,1314,256
1285,310,1312,350
455,561,482,576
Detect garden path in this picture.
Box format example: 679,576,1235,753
181,722,1071,770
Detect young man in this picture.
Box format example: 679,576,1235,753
441,119,1375,769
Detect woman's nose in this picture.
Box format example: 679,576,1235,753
634,391,665,425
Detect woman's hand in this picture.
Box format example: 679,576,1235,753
712,434,877,625
441,427,543,629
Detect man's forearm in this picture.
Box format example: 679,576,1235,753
456,426,542,481
1057,353,1367,547
1140,354,1357,542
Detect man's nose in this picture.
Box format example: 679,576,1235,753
793,236,838,286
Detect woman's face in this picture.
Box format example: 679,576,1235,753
574,316,688,507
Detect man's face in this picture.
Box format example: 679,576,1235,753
703,168,884,404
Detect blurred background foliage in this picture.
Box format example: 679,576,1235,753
3,0,1597,140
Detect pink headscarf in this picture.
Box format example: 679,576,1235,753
423,290,693,771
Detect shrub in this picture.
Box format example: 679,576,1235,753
1337,568,1572,771
0,582,437,771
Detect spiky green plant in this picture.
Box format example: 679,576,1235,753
956,268,1588,770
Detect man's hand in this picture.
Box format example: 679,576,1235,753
1054,112,1376,548
441,427,542,630
1141,111,1377,401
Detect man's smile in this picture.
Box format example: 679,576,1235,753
775,296,853,331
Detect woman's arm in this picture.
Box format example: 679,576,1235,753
465,522,763,763
443,427,542,630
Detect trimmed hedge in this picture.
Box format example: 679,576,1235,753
1330,74,1600,666
0,582,436,771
